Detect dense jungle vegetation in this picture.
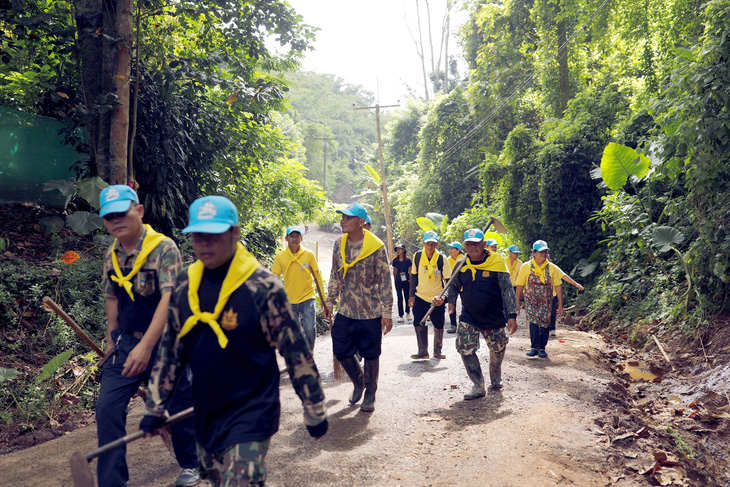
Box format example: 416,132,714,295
0,0,729,439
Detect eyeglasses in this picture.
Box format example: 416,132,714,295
102,211,128,221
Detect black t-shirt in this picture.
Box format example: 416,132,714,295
392,257,412,284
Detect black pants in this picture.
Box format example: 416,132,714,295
529,322,550,350
412,295,445,329
394,280,410,317
332,314,383,360
548,296,558,331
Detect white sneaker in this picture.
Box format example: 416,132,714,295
405,313,411,320
549,330,556,337
398,317,404,323
176,468,201,486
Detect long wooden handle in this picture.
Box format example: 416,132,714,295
43,296,104,356
308,266,328,322
419,217,497,325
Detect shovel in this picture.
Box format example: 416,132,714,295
70,406,194,487
419,216,507,325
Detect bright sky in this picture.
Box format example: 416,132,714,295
287,0,467,105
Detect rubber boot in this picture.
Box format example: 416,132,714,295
339,356,365,404
461,354,486,400
433,328,446,359
488,349,505,389
447,312,457,333
410,326,429,360
360,358,379,412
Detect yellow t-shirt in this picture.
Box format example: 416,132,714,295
505,257,523,286
412,250,452,301
515,260,563,292
447,255,463,273
271,247,324,304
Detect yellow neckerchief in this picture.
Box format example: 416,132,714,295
283,246,306,277
178,242,259,349
111,224,167,301
420,249,440,280
507,257,521,273
339,230,384,278
530,258,550,283
460,251,509,280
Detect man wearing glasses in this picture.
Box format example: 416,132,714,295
96,185,199,486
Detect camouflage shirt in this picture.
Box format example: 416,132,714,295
326,238,393,319
144,262,326,451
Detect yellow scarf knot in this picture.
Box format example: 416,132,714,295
338,230,384,278
460,252,509,279
111,224,167,301
530,258,549,284
179,242,259,349
419,250,440,280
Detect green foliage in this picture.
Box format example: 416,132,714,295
43,177,108,236
36,349,73,383
0,368,21,382
600,143,650,191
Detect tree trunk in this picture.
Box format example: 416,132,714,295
109,0,133,184
556,16,570,116
415,0,429,100
444,0,450,93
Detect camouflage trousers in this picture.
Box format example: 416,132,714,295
197,439,270,487
455,321,509,356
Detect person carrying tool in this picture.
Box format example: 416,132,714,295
97,185,199,487
140,196,328,486
433,228,517,399
409,230,452,360
271,225,325,350
445,241,464,334
515,240,564,358
392,243,412,323
324,201,393,413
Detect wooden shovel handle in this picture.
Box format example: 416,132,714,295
43,296,104,356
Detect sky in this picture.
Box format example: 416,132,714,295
287,0,468,106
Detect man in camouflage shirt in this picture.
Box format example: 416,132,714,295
434,229,517,400
97,185,199,486
324,202,393,413
141,196,327,486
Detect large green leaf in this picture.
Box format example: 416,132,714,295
425,212,445,226
364,164,381,185
416,217,437,232
43,179,76,208
0,367,21,382
652,226,685,252
36,349,73,383
600,143,650,190
75,177,109,210
66,211,105,236
483,231,504,246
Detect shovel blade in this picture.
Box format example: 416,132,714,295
70,450,95,487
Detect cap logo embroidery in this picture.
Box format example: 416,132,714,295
198,202,217,220
105,188,120,202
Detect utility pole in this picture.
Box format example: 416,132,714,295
354,103,399,262
311,136,336,192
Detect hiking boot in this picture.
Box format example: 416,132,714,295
433,328,446,359
526,348,538,357
176,468,201,486
461,354,486,400
538,349,548,358
410,326,429,360
339,356,365,404
360,358,379,412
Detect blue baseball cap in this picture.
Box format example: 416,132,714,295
99,185,138,217
286,225,303,235
508,245,521,253
532,240,549,252
423,230,439,243
182,196,238,234
463,228,484,242
485,238,498,246
365,215,372,225
447,241,463,251
337,202,368,220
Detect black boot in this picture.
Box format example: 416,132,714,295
339,356,364,404
410,326,429,360
433,328,446,359
461,354,485,400
360,358,379,412
489,349,505,389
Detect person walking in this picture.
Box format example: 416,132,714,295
515,240,563,358
97,185,199,487
140,196,327,486
506,245,523,288
433,228,517,399
324,202,393,412
446,241,464,333
392,244,412,323
271,225,325,350
545,253,584,337
409,230,452,360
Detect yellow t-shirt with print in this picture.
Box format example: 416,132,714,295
515,260,563,292
505,257,523,286
412,251,452,301
271,247,324,304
